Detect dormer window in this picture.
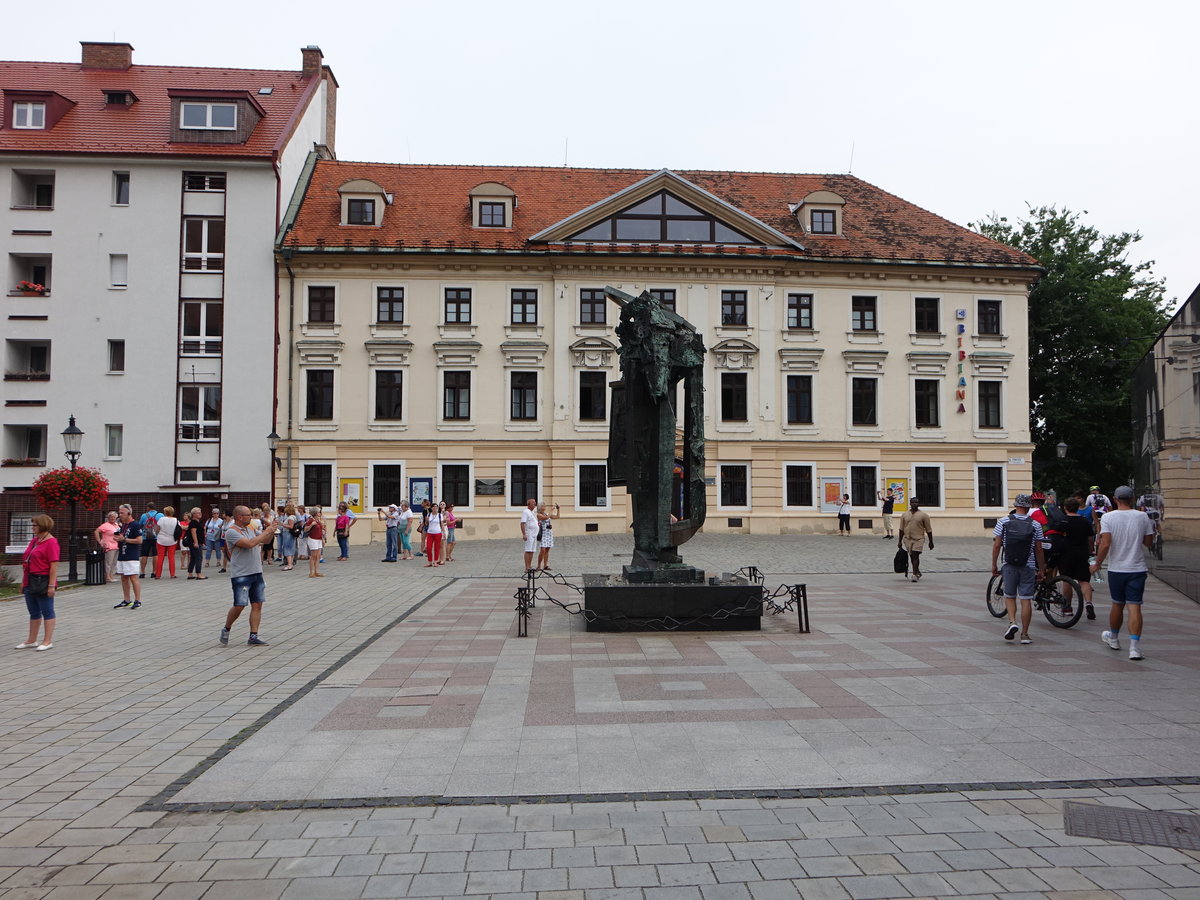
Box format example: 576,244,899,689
347,199,375,225
180,102,236,130
13,102,45,129
104,90,135,107
810,210,836,234
795,190,846,236
479,201,506,227
469,182,516,229
338,179,390,227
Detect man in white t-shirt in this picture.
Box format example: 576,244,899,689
520,498,539,572
1091,485,1155,661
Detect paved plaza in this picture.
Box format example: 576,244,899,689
1,532,1199,898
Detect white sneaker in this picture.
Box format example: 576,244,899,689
1101,630,1121,650
1004,623,1019,641
1129,646,1144,661
35,643,52,652
14,642,38,649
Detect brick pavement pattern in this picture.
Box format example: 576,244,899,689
1,533,1198,898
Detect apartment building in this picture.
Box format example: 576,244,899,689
1,41,336,554
275,163,1040,541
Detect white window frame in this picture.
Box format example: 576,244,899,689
107,339,125,374
180,300,223,357
182,217,224,271
112,171,130,206
717,462,751,511
179,385,221,442
104,424,123,460
910,462,945,511
974,463,1007,511
301,460,337,511
367,459,406,510
439,460,475,512
179,102,236,131
781,462,817,510
13,102,45,129
176,468,221,484
574,460,610,511
506,459,543,512
109,253,128,289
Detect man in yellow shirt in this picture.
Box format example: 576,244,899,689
897,498,935,582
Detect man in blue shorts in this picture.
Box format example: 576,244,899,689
991,493,1045,645
1091,485,1154,661
220,505,278,646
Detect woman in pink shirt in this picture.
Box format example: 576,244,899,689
93,511,119,583
17,514,60,651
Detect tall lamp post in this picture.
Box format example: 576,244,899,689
61,415,84,582
267,431,281,507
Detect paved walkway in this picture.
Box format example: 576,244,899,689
1,533,1198,898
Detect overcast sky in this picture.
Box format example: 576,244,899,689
8,0,1197,308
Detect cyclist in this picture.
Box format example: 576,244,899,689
1085,485,1112,536
1137,485,1165,548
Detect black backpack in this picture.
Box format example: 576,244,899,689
1003,515,1035,566
1044,504,1070,534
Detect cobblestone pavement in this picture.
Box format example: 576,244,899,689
1,533,1198,898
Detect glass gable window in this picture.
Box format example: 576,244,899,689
810,209,835,233
180,102,236,130
13,102,46,129
566,190,755,244
479,202,506,227
347,198,375,225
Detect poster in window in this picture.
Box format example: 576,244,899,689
339,478,364,514
819,477,845,514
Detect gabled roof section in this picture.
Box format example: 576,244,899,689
530,169,803,250
0,55,326,159
282,161,1040,270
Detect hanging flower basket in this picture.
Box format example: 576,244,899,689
31,466,110,510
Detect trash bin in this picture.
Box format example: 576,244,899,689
85,549,105,586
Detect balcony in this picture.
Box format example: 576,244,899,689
1,457,45,468
4,370,49,381
179,424,221,441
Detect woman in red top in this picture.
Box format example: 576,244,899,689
304,507,326,578
18,514,60,651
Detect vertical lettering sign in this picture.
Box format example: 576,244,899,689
956,309,967,414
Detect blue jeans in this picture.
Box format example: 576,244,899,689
205,536,222,561
385,528,398,560
337,535,350,558
230,573,266,608
24,588,55,620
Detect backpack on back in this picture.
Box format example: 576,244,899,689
1003,515,1035,566
1044,504,1070,534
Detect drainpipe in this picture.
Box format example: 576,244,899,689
282,248,296,502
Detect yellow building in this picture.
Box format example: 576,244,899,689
274,162,1039,541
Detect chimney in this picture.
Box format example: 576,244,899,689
301,45,324,78
81,41,134,70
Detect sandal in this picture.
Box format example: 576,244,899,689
196,575,208,580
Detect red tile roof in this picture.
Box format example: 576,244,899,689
285,161,1038,269
0,60,321,158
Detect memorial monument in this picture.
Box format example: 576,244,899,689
582,287,762,630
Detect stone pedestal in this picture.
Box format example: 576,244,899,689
582,573,762,632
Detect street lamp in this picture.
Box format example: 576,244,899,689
61,415,84,582
267,430,281,470
1055,442,1068,459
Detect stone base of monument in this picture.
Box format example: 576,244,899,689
581,572,762,632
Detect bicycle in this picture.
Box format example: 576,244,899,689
986,570,1084,628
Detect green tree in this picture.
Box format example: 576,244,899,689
972,206,1170,494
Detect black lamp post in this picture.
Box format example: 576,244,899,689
61,415,84,582
267,430,281,470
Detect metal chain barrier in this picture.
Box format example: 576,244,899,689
514,568,809,635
